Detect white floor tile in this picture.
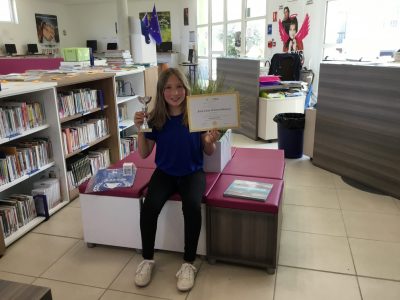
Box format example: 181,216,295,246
358,277,400,300
349,238,400,280
274,266,361,300
279,230,355,274
282,205,347,236
343,211,400,242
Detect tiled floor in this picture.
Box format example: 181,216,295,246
1,134,400,300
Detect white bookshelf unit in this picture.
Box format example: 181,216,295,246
0,82,69,250
114,69,145,159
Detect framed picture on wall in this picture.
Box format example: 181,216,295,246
184,8,189,26
35,13,60,44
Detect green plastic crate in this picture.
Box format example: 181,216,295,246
62,48,90,62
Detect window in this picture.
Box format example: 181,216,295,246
324,0,400,61
196,0,267,79
0,0,18,23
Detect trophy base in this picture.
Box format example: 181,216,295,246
140,128,152,133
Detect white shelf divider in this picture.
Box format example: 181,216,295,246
48,200,70,216
0,124,50,145
4,216,46,246
119,119,135,132
0,161,56,193
117,95,139,105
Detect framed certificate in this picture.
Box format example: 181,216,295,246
187,92,240,132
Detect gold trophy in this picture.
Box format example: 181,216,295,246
138,96,152,132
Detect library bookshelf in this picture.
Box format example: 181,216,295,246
115,69,144,158
40,72,120,201
0,82,69,251
0,68,157,254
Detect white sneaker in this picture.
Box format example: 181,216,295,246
134,259,155,287
176,263,197,292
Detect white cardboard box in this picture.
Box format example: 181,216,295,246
203,129,232,172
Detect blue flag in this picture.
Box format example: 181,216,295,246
141,13,151,44
149,4,162,45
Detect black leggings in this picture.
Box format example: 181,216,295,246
140,168,206,262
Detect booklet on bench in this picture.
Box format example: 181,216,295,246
223,179,273,202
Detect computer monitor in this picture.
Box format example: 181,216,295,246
27,44,39,54
5,44,17,55
156,42,172,53
107,42,118,50
86,40,98,52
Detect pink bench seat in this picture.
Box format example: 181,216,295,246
79,168,154,198
222,148,285,179
143,172,221,202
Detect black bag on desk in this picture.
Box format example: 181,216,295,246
268,53,302,81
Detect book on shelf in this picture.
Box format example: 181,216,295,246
85,166,136,193
0,138,52,185
0,194,38,238
223,179,273,202
118,103,128,122
33,194,50,220
57,88,102,119
0,101,45,139
120,134,137,158
62,118,109,155
32,178,62,211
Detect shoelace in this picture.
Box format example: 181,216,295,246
176,263,196,280
136,260,153,275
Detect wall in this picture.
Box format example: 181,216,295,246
266,0,326,96
0,0,79,56
66,1,117,51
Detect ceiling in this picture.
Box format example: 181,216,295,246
44,0,113,5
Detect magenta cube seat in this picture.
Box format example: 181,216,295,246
205,174,284,273
222,148,285,180
206,174,283,213
79,167,154,198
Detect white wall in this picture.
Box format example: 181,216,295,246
0,0,79,55
266,0,326,96
67,1,117,51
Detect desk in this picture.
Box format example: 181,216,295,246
179,63,198,83
0,280,52,300
0,57,63,74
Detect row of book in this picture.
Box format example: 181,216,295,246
0,138,52,186
0,178,61,238
120,135,138,159
118,103,128,122
0,101,45,139
0,195,37,237
66,148,110,190
61,118,109,155
57,89,104,119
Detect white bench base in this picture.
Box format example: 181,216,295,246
80,194,207,255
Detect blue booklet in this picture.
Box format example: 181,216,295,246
223,179,273,202
85,168,136,193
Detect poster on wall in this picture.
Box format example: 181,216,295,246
278,6,310,53
139,11,171,42
35,13,60,44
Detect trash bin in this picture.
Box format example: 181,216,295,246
273,113,305,159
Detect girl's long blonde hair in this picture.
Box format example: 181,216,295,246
148,68,191,130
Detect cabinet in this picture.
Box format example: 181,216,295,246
258,96,305,141
0,81,69,248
